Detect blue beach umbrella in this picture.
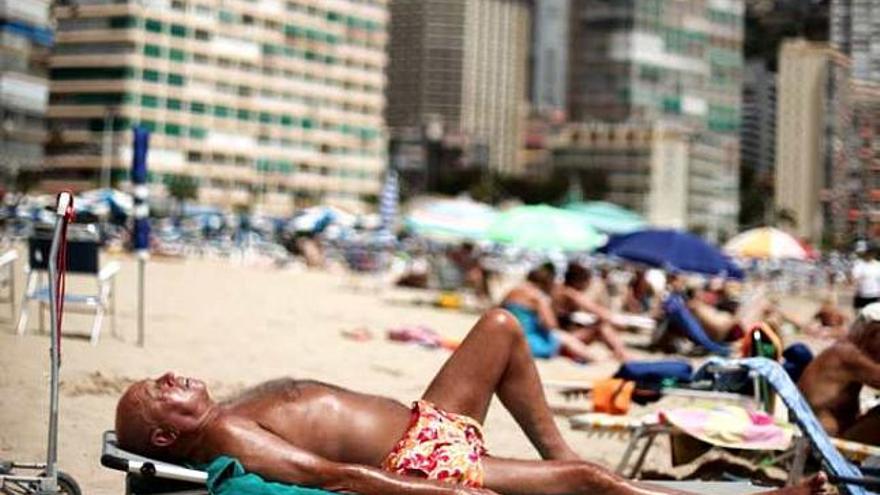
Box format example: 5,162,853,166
600,229,744,279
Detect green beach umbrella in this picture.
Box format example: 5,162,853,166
563,201,647,234
487,204,605,251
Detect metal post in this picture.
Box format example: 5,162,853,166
131,126,150,347
44,192,71,492
137,255,145,347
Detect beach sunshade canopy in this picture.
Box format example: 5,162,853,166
290,206,356,233
76,188,133,217
487,204,605,251
600,229,744,279
405,197,497,241
724,227,814,260
563,201,647,234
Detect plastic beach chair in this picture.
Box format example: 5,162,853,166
16,224,119,345
0,248,18,320
101,431,208,495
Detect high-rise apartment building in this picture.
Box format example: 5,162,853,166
738,60,776,225
567,0,744,240
740,61,776,179
849,81,880,241
386,0,530,174
775,40,852,245
530,0,568,117
1,1,52,179
45,0,388,214
831,0,880,82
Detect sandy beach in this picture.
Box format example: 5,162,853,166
0,252,827,494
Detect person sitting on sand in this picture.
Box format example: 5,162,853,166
499,263,597,362
622,269,656,314
115,308,827,495
798,302,880,446
803,295,849,340
552,263,631,361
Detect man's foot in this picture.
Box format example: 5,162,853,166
762,473,829,495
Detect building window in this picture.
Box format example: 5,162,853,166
214,105,230,118
165,123,183,136
169,49,186,62
141,94,160,108
237,109,251,121
166,98,182,110
144,44,162,57
168,73,185,86
145,19,163,33
170,24,188,37
191,101,207,114
190,127,207,139
143,69,161,82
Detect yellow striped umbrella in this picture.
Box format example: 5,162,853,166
724,227,812,260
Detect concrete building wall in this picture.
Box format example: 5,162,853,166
775,40,850,243
45,0,388,214
551,121,689,227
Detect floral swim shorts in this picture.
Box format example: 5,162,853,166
381,400,488,487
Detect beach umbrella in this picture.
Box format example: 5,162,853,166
487,204,605,251
405,197,497,241
600,229,744,279
724,227,814,260
378,168,399,236
563,201,647,234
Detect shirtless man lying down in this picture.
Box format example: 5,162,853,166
115,309,825,495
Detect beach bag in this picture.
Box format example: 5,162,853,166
592,378,635,415
614,360,693,390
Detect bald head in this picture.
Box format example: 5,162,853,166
115,372,215,460
116,381,164,457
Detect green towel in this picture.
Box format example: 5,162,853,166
206,456,339,495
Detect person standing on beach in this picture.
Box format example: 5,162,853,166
852,243,880,311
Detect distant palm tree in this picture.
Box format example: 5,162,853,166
164,174,199,215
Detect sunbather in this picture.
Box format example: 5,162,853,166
115,308,826,495
500,263,597,362
799,303,880,446
552,263,631,361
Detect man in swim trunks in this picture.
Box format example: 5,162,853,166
799,302,880,446
116,309,825,495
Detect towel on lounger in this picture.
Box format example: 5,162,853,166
206,456,338,495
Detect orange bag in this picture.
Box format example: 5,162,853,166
592,378,635,415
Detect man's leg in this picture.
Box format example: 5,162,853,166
841,404,880,446
482,457,827,495
596,323,630,362
421,308,578,460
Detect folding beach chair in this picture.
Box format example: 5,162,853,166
568,359,880,494
101,431,208,495
17,224,119,345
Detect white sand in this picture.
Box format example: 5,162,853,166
0,253,826,493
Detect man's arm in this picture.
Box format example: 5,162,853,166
841,344,880,390
564,288,614,322
213,418,493,495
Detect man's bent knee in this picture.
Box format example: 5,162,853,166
478,308,524,340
